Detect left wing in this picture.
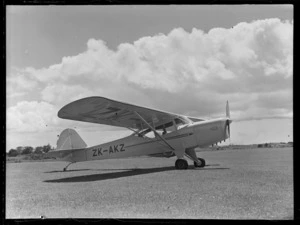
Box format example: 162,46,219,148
58,96,204,130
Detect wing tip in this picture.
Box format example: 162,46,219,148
57,109,64,118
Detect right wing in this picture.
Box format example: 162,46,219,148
58,96,205,130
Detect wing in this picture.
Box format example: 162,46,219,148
58,96,204,129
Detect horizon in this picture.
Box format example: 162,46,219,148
6,141,293,152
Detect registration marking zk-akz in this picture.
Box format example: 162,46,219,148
92,144,125,157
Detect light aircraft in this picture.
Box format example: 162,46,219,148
46,96,232,171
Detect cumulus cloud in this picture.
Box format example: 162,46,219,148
41,84,95,106
7,101,58,132
7,68,39,97
7,18,293,134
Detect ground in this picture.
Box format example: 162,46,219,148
6,147,293,219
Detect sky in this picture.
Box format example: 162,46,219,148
6,5,293,151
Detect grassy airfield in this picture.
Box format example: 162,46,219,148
6,147,293,219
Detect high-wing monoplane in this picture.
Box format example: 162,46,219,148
46,97,232,171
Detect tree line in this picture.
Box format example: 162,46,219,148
7,144,53,157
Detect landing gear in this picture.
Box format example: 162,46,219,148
63,162,74,171
175,159,188,170
194,158,206,168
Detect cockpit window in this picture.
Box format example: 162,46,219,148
133,118,186,138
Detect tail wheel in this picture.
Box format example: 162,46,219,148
175,159,188,170
194,158,206,168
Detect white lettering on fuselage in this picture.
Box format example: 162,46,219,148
91,144,125,157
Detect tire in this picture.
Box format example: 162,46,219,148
175,159,188,170
194,158,206,168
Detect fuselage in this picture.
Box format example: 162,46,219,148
66,118,230,163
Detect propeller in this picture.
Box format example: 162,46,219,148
225,119,231,138
225,101,232,142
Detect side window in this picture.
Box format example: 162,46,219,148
155,121,175,134
155,130,164,136
144,130,155,138
166,122,176,133
136,118,186,138
138,128,155,139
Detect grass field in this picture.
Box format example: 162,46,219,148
6,147,293,219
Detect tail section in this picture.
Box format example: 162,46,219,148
45,128,87,162
56,128,87,150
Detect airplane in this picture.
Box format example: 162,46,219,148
46,96,232,171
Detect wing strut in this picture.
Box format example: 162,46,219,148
134,111,176,151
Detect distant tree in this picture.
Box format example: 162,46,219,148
34,146,44,154
34,146,43,154
264,143,269,148
22,146,33,155
16,146,24,155
8,149,18,157
42,144,51,153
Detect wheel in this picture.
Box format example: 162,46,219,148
175,159,188,170
194,158,206,168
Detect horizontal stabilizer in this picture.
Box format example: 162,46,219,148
45,147,83,160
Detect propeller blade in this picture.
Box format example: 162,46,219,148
225,119,231,138
226,100,230,118
228,120,230,137
225,101,232,144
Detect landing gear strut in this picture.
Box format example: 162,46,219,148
175,159,188,170
63,162,74,171
194,158,206,168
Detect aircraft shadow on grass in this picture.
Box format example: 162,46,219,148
44,164,222,174
43,164,229,183
44,168,127,173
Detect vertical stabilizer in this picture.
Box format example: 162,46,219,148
56,128,87,150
